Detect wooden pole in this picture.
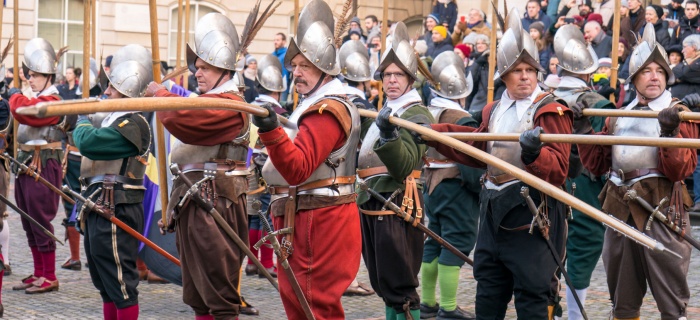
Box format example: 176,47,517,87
148,0,170,227
183,0,190,90
583,108,700,121
12,0,18,156
292,0,300,110
91,0,96,58
378,0,388,110
356,109,678,256
82,0,90,99
437,132,700,148
487,2,498,103
176,0,183,77
609,0,621,103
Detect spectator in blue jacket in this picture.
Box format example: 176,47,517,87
522,0,553,31
272,32,289,103
431,0,459,31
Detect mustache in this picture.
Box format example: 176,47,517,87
294,78,307,85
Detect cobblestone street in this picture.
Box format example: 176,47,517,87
2,176,700,319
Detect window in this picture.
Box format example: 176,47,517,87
36,0,95,74
168,2,222,67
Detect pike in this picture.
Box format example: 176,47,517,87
357,108,682,258
0,194,62,245
625,190,700,252
357,179,474,266
169,164,279,290
582,108,700,121
252,203,316,320
63,186,182,267
521,187,588,320
2,153,75,204
434,133,700,148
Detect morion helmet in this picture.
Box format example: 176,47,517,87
186,12,240,74
99,44,153,98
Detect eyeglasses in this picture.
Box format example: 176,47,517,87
381,72,406,80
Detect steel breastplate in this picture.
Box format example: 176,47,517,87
486,101,537,177
261,96,361,201
553,88,586,109
611,105,663,174
80,115,147,189
16,122,66,145
171,128,250,166
424,106,468,168
357,102,418,174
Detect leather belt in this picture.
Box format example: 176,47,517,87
486,172,518,185
357,166,421,179
19,142,63,152
81,175,144,187
609,168,661,182
424,157,455,165
180,161,247,173
66,145,80,153
360,209,394,216
268,176,356,195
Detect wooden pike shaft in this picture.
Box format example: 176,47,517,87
486,3,497,103
21,97,269,117
12,0,18,157
439,132,700,148
609,0,621,102
357,109,673,255
149,0,170,228
83,0,90,99
583,108,700,121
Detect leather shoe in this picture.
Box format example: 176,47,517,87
436,306,475,320
240,296,259,316
245,264,258,276
258,267,277,278
691,202,700,212
25,277,59,294
147,271,169,284
420,303,440,319
61,258,82,271
12,275,38,290
343,281,375,296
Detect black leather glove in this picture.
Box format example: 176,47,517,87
682,93,700,110
520,126,544,165
410,123,432,144
658,105,688,137
570,102,592,134
252,103,279,133
375,106,398,141
596,84,615,98
7,87,21,97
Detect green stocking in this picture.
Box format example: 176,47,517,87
438,263,461,311
420,258,439,306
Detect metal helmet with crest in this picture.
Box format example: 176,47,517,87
22,38,61,78
283,0,339,75
496,8,544,78
80,57,101,90
185,12,240,74
339,40,371,82
553,24,599,75
430,51,473,99
256,53,286,92
99,44,153,98
627,22,674,84
373,21,418,80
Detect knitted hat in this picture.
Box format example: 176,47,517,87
454,44,471,57
433,25,447,39
621,0,628,7
648,5,663,20
598,57,612,68
350,16,361,27
415,40,428,56
427,14,440,25
462,32,479,45
245,55,257,66
672,0,684,4
529,21,545,36
105,55,113,68
349,27,362,38
587,13,603,26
